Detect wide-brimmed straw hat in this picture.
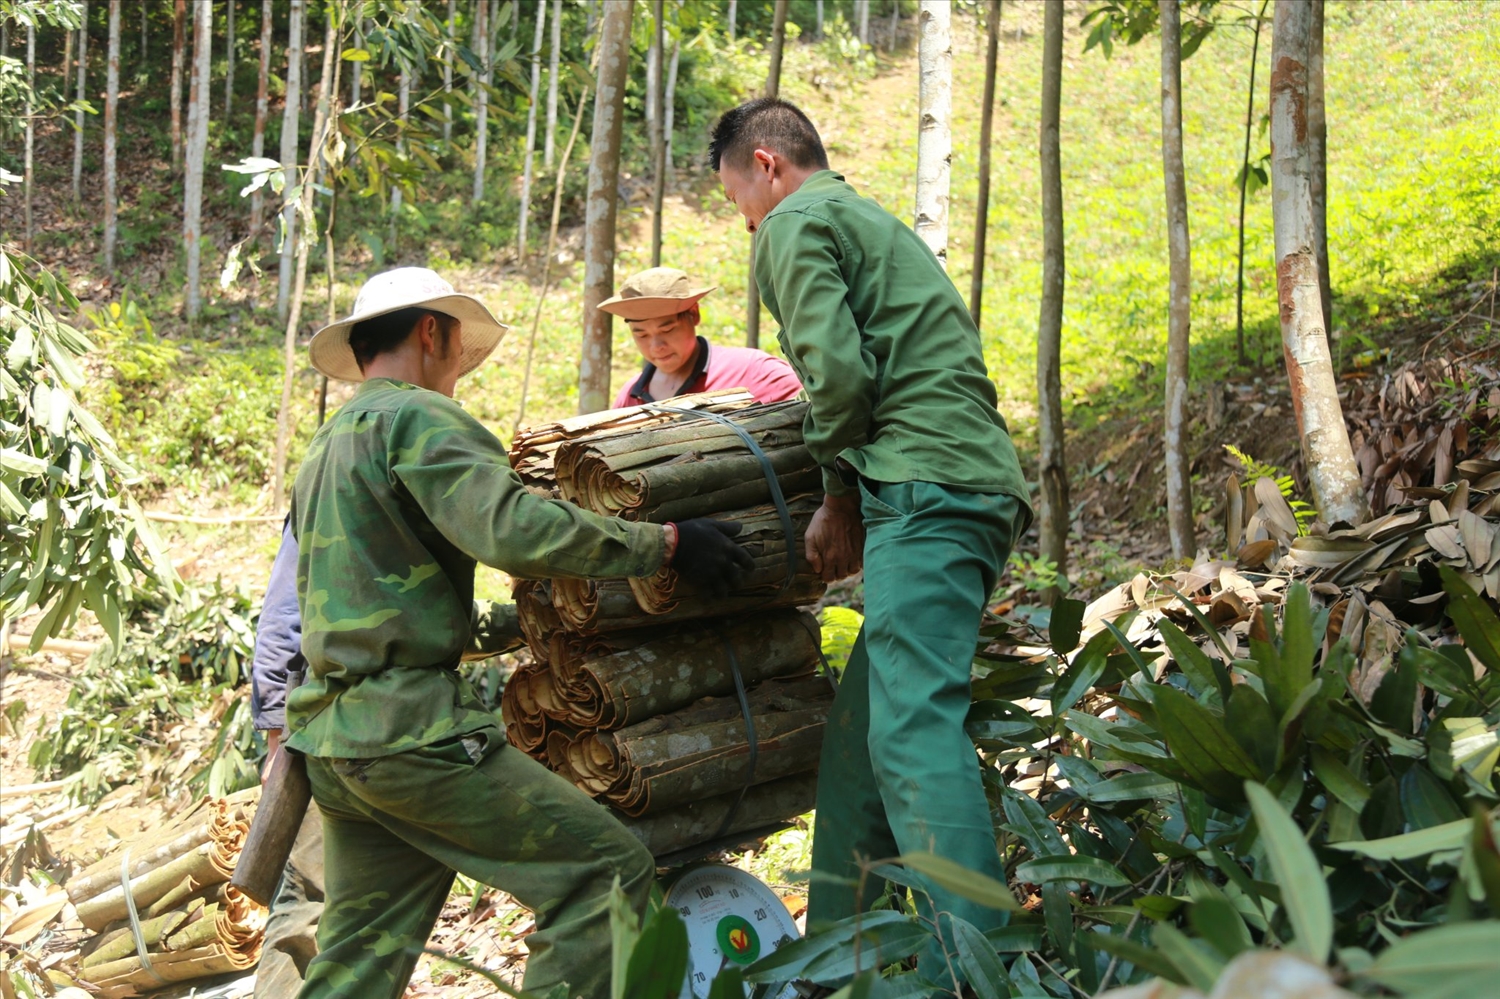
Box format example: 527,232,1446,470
596,267,717,321
308,267,510,382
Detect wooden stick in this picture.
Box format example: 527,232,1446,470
8,635,98,658
142,511,283,525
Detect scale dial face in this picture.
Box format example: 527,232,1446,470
663,864,802,999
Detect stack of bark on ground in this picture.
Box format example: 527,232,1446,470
66,787,267,998
504,401,831,856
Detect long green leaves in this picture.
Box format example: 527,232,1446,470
1246,781,1332,963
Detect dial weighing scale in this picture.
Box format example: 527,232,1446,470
663,863,803,999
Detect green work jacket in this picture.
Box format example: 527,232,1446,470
286,378,666,758
754,169,1031,513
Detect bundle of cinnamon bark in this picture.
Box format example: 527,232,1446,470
67,787,267,998
504,398,835,857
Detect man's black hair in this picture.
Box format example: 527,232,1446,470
350,307,456,370
709,97,830,173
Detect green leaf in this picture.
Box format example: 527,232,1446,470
705,967,743,999
609,879,640,999
341,47,372,61
1080,771,1180,802
1224,683,1278,775
1091,930,1186,984
1014,855,1131,888
1361,922,1500,995
1399,763,1465,830
1151,923,1223,993
800,920,930,983
965,699,1044,748
1042,881,1072,957
895,852,1023,911
1332,818,1471,860
1442,565,1500,672
983,925,1045,952
1001,787,1070,857
1188,879,1252,960
1309,745,1370,812
623,907,689,999
1049,598,1086,655
1157,619,1226,699
951,917,1011,999
744,912,922,984
1152,684,1266,798
1246,781,1332,963
1052,639,1107,716
1431,717,1500,783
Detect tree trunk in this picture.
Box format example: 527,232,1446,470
183,0,212,322
1270,0,1366,526
443,0,454,142
519,0,548,262
663,29,680,176
103,0,120,272
728,0,737,42
969,0,999,328
1309,0,1331,332
543,0,561,168
138,2,145,72
472,0,489,205
72,13,87,203
766,0,788,96
272,4,338,516
224,0,234,116
649,0,666,266
914,1,952,269
23,22,33,253
390,51,409,246
251,0,271,237
579,0,632,415
1160,0,1194,559
171,0,185,172
62,25,72,111
857,0,870,45
277,0,303,321
889,0,900,50
350,16,363,105
1234,0,1268,366
1037,0,1068,588
816,0,823,38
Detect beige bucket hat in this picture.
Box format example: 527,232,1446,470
596,267,717,321
308,267,510,382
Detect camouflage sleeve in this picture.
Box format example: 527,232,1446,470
464,600,525,660
388,395,668,580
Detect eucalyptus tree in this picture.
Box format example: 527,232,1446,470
543,0,560,167
22,19,33,252
914,0,952,269
746,0,791,350
1309,0,1331,331
518,0,548,260
102,0,119,272
223,0,234,115
1270,0,1366,525
1160,0,1194,558
728,0,736,41
579,0,632,414
170,0,184,171
250,0,271,235
969,0,999,328
443,0,454,141
1036,0,1068,586
472,0,489,204
648,0,667,267
276,0,304,320
183,0,212,321
71,4,87,202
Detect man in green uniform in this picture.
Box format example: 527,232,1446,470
285,267,752,999
711,99,1033,977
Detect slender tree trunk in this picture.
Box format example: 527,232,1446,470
472,0,490,205
1309,0,1332,333
391,52,409,245
103,0,120,272
747,0,791,350
1270,0,1366,526
915,1,952,269
62,25,72,107
816,0,823,38
888,0,900,50
1037,0,1068,587
580,0,632,415
728,0,737,42
663,28,680,177
183,0,212,321
277,0,304,321
970,0,999,327
443,0,454,142
1160,0,1195,558
519,0,548,261
351,17,364,104
272,3,339,516
857,0,870,45
251,0,272,236
138,3,145,72
1235,0,1268,366
171,0,185,172
23,22,34,253
224,0,234,116
648,0,666,266
72,12,88,203
543,0,561,168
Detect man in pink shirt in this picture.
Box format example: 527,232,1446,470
601,267,803,408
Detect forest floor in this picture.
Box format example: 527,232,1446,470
3,3,1499,996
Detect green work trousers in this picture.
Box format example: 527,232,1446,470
808,480,1023,980
296,734,655,999
255,803,325,998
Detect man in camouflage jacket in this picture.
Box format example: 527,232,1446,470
282,268,752,999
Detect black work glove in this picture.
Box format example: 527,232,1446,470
669,519,755,598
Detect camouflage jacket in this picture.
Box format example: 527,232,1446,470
286,378,667,758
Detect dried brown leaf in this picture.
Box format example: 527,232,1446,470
1237,539,1278,569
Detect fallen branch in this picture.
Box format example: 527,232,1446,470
142,512,283,526
9,634,98,658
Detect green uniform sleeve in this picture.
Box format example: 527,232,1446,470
388,397,666,579
756,210,878,497
464,601,525,659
